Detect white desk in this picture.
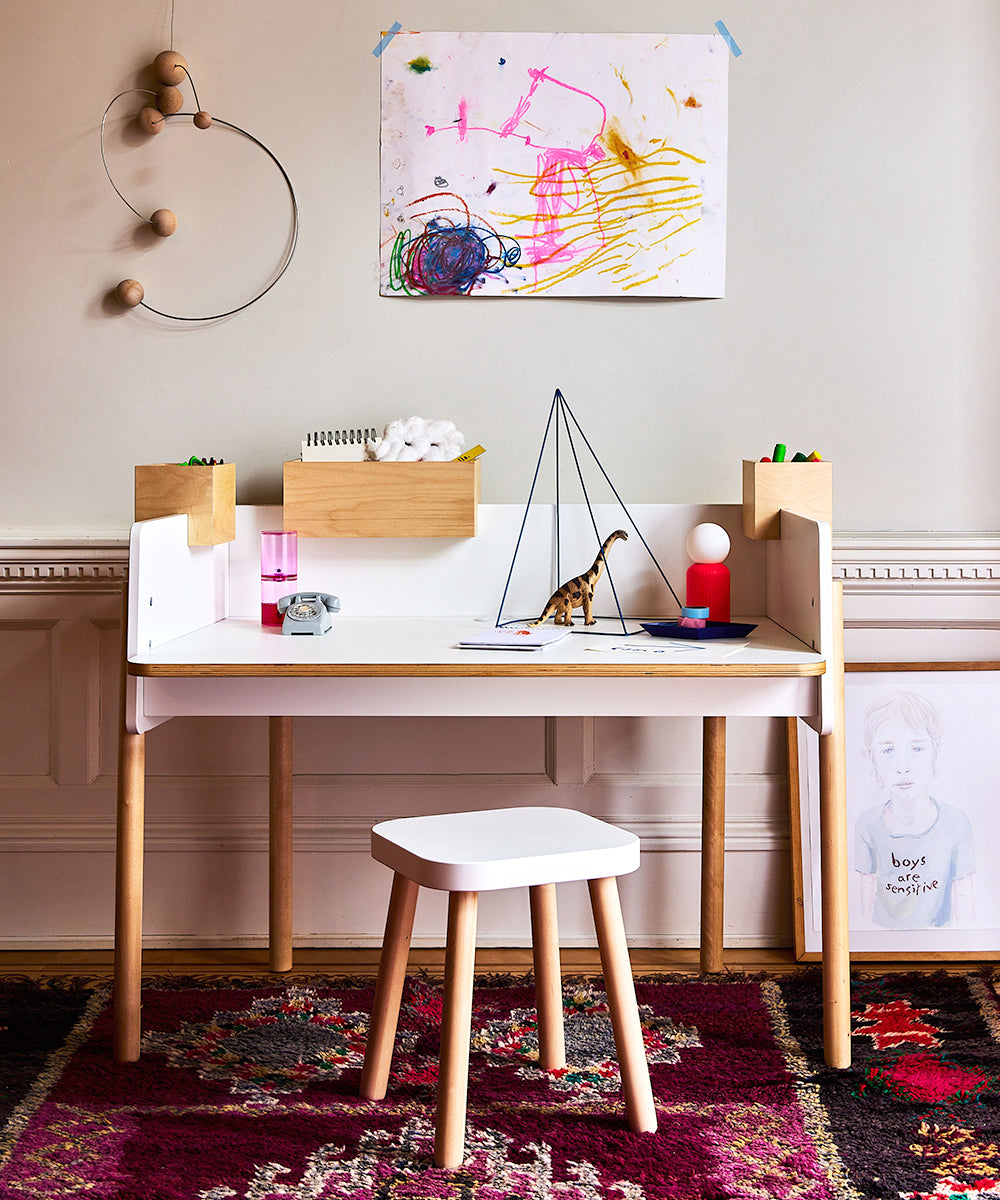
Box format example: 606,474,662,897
116,504,849,1066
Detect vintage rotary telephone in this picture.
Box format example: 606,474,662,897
276,592,341,635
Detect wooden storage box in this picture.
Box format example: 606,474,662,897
742,459,832,540
134,462,236,546
282,459,480,538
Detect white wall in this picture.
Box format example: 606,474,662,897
2,2,999,954
1,1,998,536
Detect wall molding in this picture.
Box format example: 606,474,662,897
2,534,997,590
0,809,786,855
0,539,127,592
834,535,1000,586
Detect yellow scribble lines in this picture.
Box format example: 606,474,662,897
622,274,659,291
486,140,706,293
613,66,634,103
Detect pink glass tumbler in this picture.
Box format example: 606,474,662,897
261,530,297,626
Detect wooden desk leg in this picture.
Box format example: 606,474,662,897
818,581,851,1068
114,723,145,1062
269,716,293,973
700,715,726,974
114,578,145,1063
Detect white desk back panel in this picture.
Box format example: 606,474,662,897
766,510,833,735
229,504,767,621
129,515,229,655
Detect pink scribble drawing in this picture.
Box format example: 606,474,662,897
422,68,613,289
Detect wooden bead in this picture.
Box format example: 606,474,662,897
138,106,165,135
150,209,177,237
153,49,187,86
194,111,212,129
115,279,144,308
156,86,183,115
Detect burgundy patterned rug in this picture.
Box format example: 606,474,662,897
2,970,1000,1199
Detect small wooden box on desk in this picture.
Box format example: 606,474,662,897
134,462,236,546
282,459,481,537
742,459,832,540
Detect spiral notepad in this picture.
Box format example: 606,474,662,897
300,428,380,462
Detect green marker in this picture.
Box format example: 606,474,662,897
792,451,808,462
772,443,787,463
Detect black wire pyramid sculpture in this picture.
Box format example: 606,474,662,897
495,389,682,633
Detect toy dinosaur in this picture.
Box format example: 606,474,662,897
530,530,629,626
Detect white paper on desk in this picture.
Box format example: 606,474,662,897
457,626,573,651
586,639,750,657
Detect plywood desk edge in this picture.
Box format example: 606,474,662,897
127,658,826,678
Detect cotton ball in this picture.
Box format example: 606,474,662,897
371,417,414,462
371,416,465,462
421,418,465,461
686,522,730,564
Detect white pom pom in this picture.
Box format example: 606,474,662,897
370,416,466,462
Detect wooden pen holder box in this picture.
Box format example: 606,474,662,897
742,459,832,540
134,462,236,546
282,459,481,538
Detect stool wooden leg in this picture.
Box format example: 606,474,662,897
529,882,565,1070
436,890,478,1170
360,872,419,1101
588,876,657,1134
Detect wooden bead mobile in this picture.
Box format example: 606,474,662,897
101,48,298,321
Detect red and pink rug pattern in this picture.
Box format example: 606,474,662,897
2,970,999,1198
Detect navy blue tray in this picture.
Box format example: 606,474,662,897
640,620,757,640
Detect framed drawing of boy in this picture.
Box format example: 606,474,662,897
791,665,1000,960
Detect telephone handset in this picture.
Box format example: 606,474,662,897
277,592,341,635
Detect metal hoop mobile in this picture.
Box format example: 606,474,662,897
101,50,299,321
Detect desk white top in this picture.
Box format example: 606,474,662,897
128,613,825,678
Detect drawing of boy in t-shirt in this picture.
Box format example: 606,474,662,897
854,690,975,929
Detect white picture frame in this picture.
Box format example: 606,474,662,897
792,666,1000,960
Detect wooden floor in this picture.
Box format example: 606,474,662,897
0,946,985,980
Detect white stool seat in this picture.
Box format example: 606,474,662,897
360,805,657,1170
371,806,639,892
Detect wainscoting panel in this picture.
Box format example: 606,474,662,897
0,534,995,952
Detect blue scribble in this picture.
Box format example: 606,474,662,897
391,216,520,295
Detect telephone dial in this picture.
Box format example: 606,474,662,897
276,592,341,635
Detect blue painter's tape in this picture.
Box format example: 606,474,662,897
372,21,402,58
715,20,742,57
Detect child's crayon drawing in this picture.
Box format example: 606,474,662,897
379,32,728,298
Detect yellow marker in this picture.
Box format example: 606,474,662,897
454,445,486,462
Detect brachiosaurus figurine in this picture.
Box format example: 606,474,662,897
530,530,628,627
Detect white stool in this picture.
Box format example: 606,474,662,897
359,806,657,1169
